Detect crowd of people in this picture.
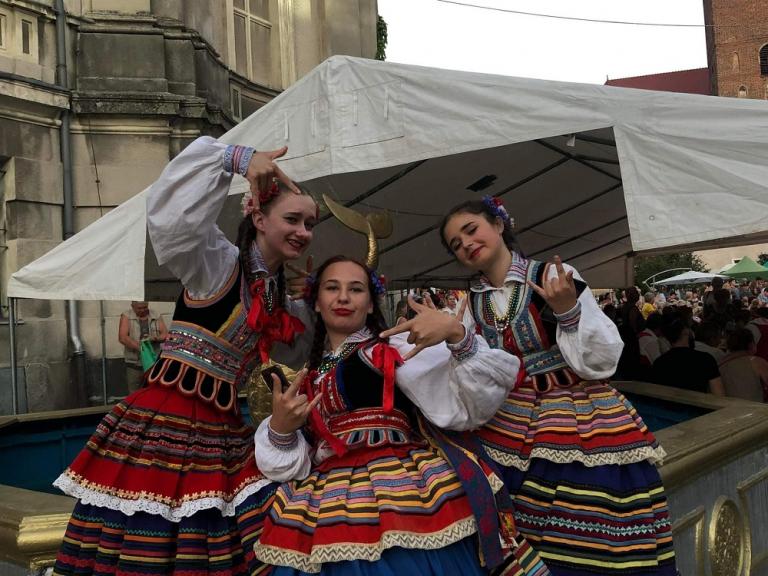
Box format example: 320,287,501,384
605,276,768,402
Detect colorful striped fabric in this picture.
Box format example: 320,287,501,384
477,383,666,471
254,445,478,573
502,460,676,575
53,487,276,576
54,385,267,519
52,382,278,575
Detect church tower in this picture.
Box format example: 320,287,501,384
703,0,768,98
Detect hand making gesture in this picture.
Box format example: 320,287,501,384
268,368,322,435
526,255,578,314
245,146,301,202
380,295,468,360
286,256,314,300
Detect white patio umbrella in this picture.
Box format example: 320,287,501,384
653,271,728,286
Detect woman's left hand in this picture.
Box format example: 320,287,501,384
527,255,578,315
285,256,313,300
380,296,468,360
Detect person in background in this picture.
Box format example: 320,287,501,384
703,276,725,312
746,307,768,361
641,291,656,319
118,300,168,393
638,312,664,372
694,321,726,364
394,298,409,326
652,314,725,396
616,286,646,379
440,291,459,315
718,329,768,402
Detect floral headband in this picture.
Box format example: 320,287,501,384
482,195,514,229
241,179,281,217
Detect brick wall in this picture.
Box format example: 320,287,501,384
704,0,768,98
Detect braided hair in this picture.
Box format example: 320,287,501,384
235,182,313,307
439,199,522,256
305,255,389,371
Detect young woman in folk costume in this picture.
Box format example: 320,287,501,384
429,197,676,576
53,136,317,576
251,254,552,575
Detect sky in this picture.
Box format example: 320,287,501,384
377,0,708,84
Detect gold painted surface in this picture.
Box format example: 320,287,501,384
242,361,298,425
708,497,745,576
0,485,74,569
738,468,768,576
614,382,768,490
672,506,705,576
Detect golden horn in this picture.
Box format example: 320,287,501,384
365,219,377,270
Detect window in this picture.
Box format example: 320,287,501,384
738,85,747,98
761,44,768,76
21,19,31,54
230,85,242,122
0,14,6,49
732,52,740,72
232,0,273,85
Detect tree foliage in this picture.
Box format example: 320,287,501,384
376,15,388,61
633,252,709,290
758,253,768,266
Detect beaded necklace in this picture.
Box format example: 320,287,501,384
481,282,522,334
317,341,359,375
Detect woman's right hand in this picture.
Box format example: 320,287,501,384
380,296,468,360
245,146,301,201
269,368,322,435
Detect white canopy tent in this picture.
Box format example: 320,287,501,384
653,271,728,286
9,55,768,300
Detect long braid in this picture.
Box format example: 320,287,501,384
236,217,257,283
308,315,327,371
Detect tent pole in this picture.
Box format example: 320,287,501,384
9,297,18,415
100,301,107,405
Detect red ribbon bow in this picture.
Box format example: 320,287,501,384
371,343,404,413
247,279,305,364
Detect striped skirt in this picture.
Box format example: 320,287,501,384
54,489,275,576
254,445,479,573
52,382,278,575
474,383,677,575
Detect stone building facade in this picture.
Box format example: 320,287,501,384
0,0,377,413
703,0,768,99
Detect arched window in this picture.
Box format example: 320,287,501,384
738,86,748,98
732,52,740,72
761,44,768,76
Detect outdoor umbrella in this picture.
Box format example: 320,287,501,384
653,271,727,286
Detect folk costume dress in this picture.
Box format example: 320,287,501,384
461,253,676,576
252,328,550,575
53,137,310,576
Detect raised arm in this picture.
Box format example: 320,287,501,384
529,257,624,380
146,136,245,299
390,331,519,431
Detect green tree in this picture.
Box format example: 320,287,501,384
758,253,768,266
376,15,388,61
633,252,709,290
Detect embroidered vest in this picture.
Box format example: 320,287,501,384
308,341,418,458
147,263,262,413
471,259,581,392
